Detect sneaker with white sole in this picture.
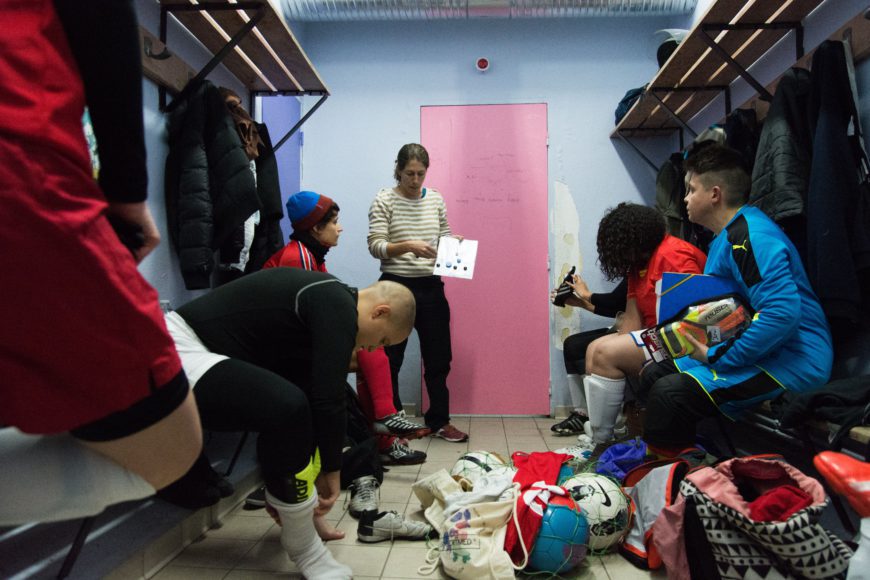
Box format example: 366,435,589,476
347,475,380,519
373,413,431,439
244,485,266,508
380,438,427,465
550,411,588,436
357,510,435,543
556,434,595,461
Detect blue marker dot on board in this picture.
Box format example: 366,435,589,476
457,258,462,263
446,262,452,268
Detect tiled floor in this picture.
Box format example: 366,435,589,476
150,417,661,579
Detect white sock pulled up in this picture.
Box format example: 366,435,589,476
0,429,155,526
566,374,588,416
584,374,626,444
265,491,352,579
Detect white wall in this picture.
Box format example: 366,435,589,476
293,16,683,411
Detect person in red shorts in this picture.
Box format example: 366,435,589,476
0,0,201,525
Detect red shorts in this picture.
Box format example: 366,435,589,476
0,140,184,435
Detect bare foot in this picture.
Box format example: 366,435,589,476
314,513,345,541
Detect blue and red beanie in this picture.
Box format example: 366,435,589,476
286,190,335,231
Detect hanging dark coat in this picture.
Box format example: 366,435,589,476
165,80,264,289
749,67,812,224
805,41,870,332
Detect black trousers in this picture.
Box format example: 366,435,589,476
380,273,452,431
638,359,779,448
194,359,314,501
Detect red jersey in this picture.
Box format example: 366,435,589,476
627,235,707,328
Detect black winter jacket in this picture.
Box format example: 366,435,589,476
805,41,870,331
165,81,283,289
749,67,812,222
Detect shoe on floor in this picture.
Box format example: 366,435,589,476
551,411,589,436
380,439,427,466
556,434,595,461
373,413,431,439
814,451,870,517
245,485,266,509
432,424,469,442
357,510,436,543
347,475,380,519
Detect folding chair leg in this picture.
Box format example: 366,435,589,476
57,516,96,579
225,431,249,477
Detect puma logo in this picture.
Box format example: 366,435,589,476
711,370,726,382
732,240,749,252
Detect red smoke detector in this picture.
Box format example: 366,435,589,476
476,57,490,72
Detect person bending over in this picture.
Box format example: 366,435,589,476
581,203,706,450
1,0,201,526
266,190,429,459
639,144,832,458
165,268,417,577
258,190,429,541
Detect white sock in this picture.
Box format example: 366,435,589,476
566,374,588,416
584,374,626,444
266,492,352,579
848,518,870,580
0,429,155,525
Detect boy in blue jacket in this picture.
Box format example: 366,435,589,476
639,145,833,457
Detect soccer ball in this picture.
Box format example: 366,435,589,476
527,493,589,574
450,450,511,490
562,473,630,551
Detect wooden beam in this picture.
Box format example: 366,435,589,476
139,26,196,95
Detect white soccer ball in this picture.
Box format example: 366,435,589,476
450,450,510,490
561,473,631,551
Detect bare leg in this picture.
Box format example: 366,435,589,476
80,391,202,490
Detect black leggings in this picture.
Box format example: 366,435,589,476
194,359,314,491
637,359,779,448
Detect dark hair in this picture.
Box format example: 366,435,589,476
313,203,340,231
684,144,751,207
394,143,430,182
597,203,667,281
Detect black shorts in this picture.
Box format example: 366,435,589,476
71,371,189,442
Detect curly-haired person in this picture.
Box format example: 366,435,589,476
580,203,706,451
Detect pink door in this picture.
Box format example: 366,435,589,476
421,104,550,415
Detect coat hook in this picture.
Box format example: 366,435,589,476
144,37,172,60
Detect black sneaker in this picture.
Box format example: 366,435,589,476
380,439,427,465
244,485,266,509
373,413,431,439
550,411,588,436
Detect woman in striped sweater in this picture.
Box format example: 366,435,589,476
367,143,468,443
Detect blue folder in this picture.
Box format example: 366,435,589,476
655,272,745,323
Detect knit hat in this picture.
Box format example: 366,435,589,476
286,190,335,232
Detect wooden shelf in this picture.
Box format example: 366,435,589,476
154,0,328,97
612,0,825,139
